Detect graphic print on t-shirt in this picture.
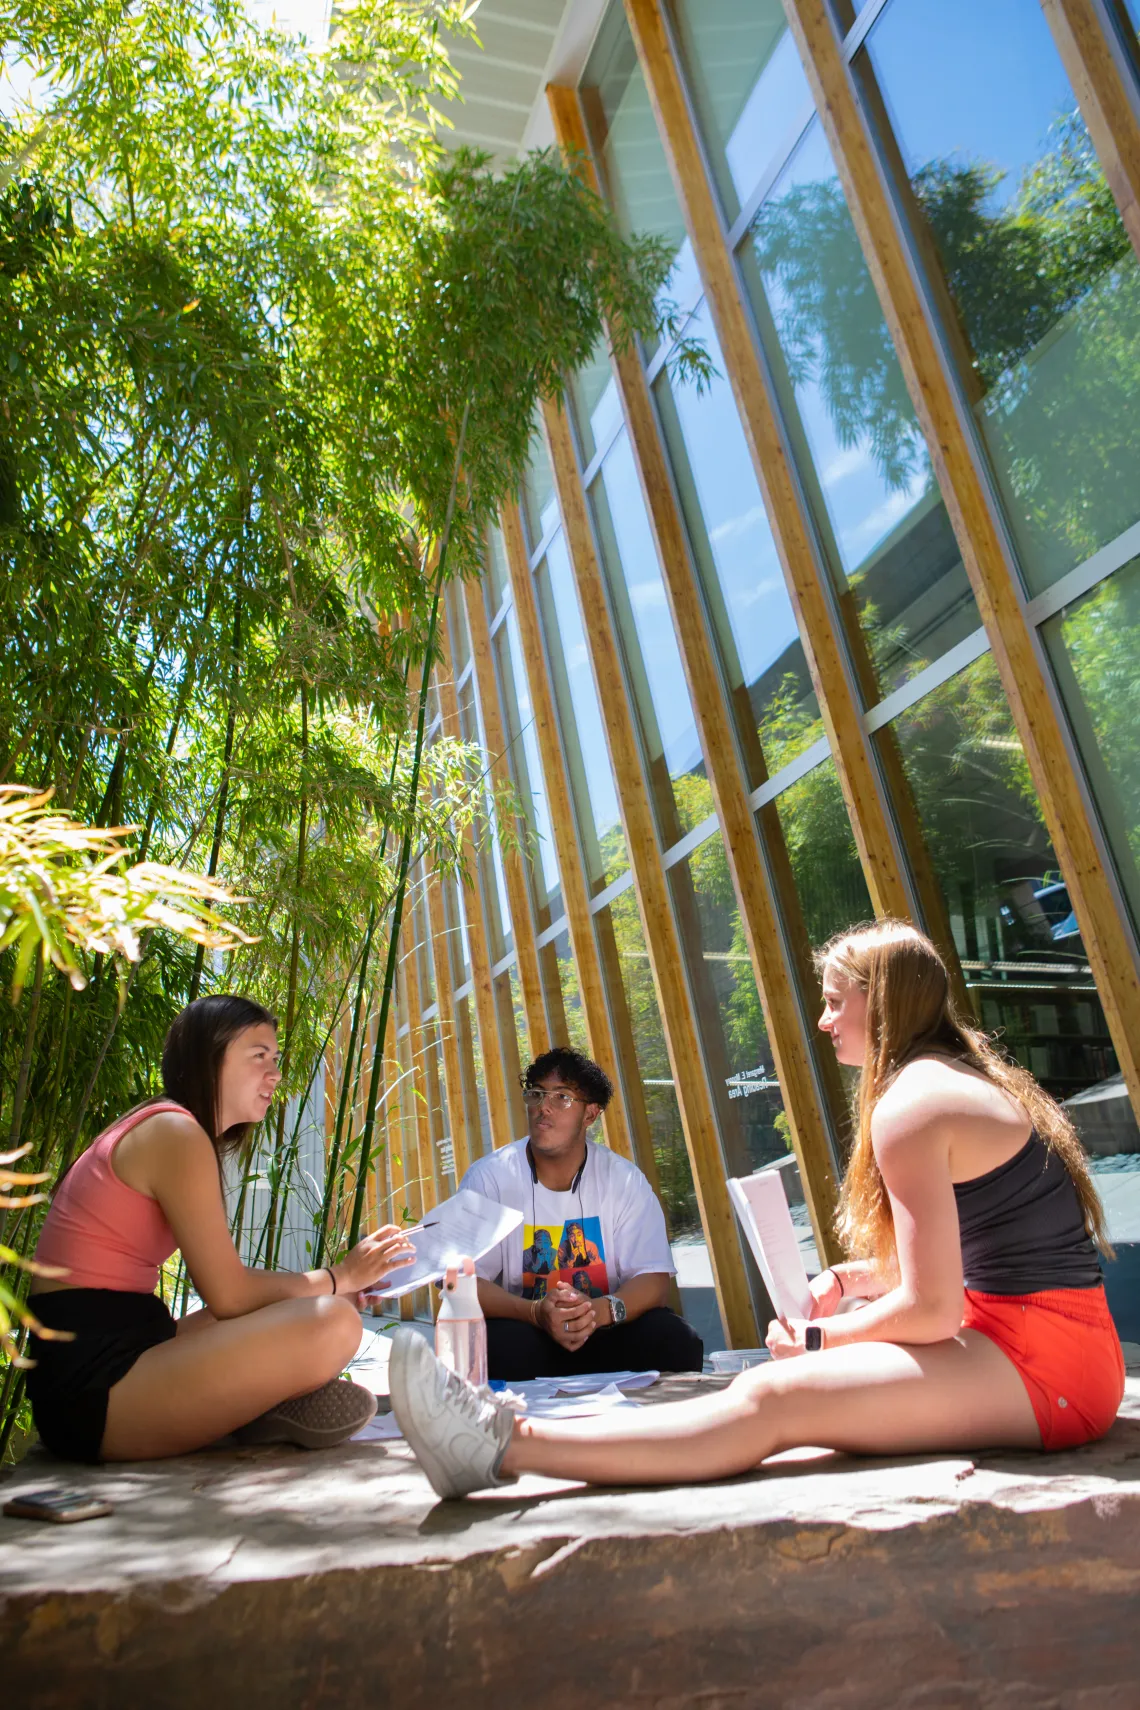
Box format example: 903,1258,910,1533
522,1216,609,1300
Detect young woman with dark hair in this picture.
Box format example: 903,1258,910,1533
29,994,413,1463
387,920,1126,1498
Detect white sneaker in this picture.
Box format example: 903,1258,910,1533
387,1328,516,1499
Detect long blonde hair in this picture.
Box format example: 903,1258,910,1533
817,919,1110,1270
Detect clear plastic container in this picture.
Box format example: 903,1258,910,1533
435,1255,487,1388
707,1348,771,1374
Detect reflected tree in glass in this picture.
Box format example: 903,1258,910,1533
863,0,1140,590
888,654,1120,1114
1045,557,1140,936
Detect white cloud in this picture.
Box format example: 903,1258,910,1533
708,505,770,546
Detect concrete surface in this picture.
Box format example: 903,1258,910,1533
3,1360,1140,1709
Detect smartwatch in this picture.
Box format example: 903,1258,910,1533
804,1324,823,1352
606,1293,627,1325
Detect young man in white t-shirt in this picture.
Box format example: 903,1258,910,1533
459,1047,704,1380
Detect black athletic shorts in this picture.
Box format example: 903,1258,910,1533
26,1288,177,1463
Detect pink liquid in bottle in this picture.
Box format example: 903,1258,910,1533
435,1255,487,1388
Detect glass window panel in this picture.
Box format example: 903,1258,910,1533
412,875,435,1011
457,674,512,960
589,427,703,840
522,420,559,555
507,963,529,1069
392,1031,416,1219
863,0,1140,595
773,756,874,948
536,534,629,892
494,968,527,1142
550,927,589,1053
484,524,510,617
888,653,1124,1158
741,119,980,700
1043,556,1140,941
569,338,624,468
454,991,491,1161
670,828,821,1274
583,6,702,352
445,579,471,675
655,301,822,781
672,0,812,223
495,610,562,925
422,1020,447,1200
602,890,701,1238
443,868,471,984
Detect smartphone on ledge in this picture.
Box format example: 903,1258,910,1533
3,1488,113,1524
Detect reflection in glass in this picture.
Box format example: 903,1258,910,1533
422,1019,448,1200
603,890,700,1237
888,654,1124,1158
742,120,979,699
590,427,703,840
670,829,820,1271
1043,544,1140,1245
411,875,435,1011
656,302,822,782
522,420,559,555
494,968,527,1142
1044,557,1140,942
442,867,471,984
774,755,873,953
672,0,811,222
536,534,629,892
445,580,471,675
582,6,701,353
454,991,491,1161
569,338,623,468
457,676,512,960
484,525,510,617
864,0,1140,594
549,928,589,1053
495,610,562,926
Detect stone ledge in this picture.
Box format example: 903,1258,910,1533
3,1375,1140,1709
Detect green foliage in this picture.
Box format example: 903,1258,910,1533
0,785,245,993
0,0,685,1438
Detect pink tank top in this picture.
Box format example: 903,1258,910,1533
34,1102,188,1293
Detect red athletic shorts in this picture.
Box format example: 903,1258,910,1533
962,1284,1125,1451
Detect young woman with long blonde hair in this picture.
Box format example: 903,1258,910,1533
386,920,1126,1498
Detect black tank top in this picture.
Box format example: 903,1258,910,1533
954,1132,1102,1294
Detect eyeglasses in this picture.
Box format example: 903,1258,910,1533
521,1087,588,1111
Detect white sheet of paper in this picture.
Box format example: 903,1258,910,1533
522,1384,638,1420
363,1187,523,1300
728,1169,814,1321
495,1369,660,1405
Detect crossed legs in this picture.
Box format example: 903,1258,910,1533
101,1294,363,1460
500,1328,1041,1486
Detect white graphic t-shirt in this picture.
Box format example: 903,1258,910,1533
460,1138,675,1301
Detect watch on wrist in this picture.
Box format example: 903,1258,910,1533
606,1293,627,1325
804,1324,823,1352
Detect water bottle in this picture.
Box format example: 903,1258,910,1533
435,1255,487,1388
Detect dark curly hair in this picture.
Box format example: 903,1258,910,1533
522,1046,614,1111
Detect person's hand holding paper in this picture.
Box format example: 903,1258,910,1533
362,1188,523,1300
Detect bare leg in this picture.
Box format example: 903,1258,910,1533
174,1307,216,1337
101,1295,363,1460
501,1330,1041,1486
